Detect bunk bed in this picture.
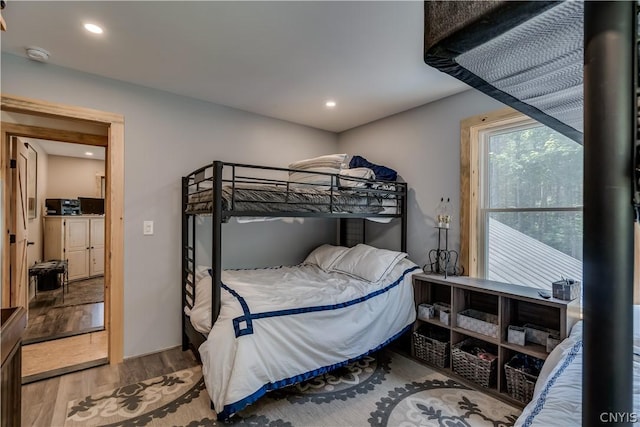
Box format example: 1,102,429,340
181,160,415,420
423,1,638,424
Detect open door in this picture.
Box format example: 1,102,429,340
9,136,29,309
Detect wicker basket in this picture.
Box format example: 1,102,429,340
413,330,449,368
504,355,543,402
451,339,497,388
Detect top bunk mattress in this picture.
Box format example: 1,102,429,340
185,183,398,216
184,159,405,218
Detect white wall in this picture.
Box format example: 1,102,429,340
1,53,339,357
337,90,505,270
46,155,105,199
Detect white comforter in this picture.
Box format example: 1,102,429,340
516,306,640,426
199,259,419,420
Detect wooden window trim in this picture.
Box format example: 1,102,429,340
460,107,640,302
460,107,524,278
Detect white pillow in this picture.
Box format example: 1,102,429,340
184,265,211,316
189,270,213,334
195,265,211,282
303,244,349,271
338,168,374,188
330,243,407,283
289,169,338,191
289,154,348,171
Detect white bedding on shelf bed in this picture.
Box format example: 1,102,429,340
515,305,640,426
194,256,419,420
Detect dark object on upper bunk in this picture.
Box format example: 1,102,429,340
424,1,583,143
349,155,398,181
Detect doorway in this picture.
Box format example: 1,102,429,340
21,139,107,347
1,94,124,378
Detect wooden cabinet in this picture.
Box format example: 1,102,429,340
89,217,104,276
44,216,105,281
65,218,90,280
411,273,581,407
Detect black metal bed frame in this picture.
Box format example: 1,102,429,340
181,160,408,354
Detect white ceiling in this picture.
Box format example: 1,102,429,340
28,139,106,160
1,1,469,133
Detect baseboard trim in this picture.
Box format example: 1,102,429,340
22,357,108,385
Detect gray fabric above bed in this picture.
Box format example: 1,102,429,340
424,1,583,143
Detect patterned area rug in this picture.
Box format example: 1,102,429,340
64,351,521,426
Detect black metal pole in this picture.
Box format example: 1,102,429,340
212,161,223,324
181,176,188,351
401,190,408,253
583,2,634,425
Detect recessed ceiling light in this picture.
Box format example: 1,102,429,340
84,23,103,34
85,151,94,156
325,100,337,108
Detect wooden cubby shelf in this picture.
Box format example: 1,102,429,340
411,273,581,407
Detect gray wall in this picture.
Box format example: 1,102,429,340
1,53,338,357
337,90,505,270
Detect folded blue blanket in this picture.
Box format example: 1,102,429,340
349,155,397,181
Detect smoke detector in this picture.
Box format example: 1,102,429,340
25,46,50,62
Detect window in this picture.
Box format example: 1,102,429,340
460,109,583,289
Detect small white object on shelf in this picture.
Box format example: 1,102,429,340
552,278,580,301
546,334,561,352
507,325,526,346
523,323,559,346
418,303,434,320
440,309,450,325
433,302,451,316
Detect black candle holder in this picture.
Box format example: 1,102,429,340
424,226,463,278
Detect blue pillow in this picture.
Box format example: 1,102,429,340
349,155,397,181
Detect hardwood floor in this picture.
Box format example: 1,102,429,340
21,346,199,427
25,276,104,344
22,331,109,380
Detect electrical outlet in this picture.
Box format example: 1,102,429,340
143,221,154,235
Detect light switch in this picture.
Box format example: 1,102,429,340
143,221,154,235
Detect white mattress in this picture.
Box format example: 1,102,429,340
516,306,640,426
198,259,419,420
